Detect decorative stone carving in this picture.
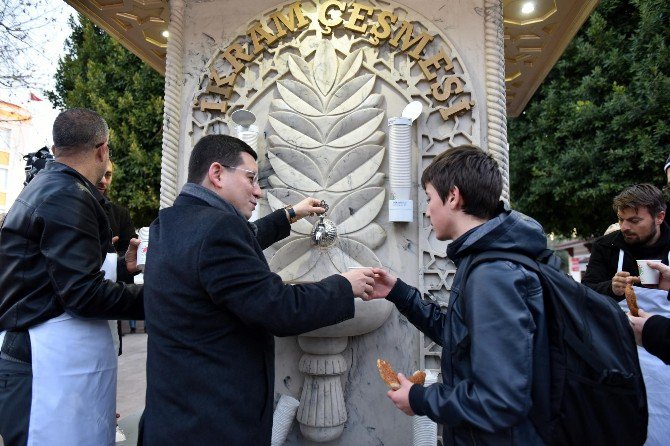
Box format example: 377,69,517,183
187,1,480,442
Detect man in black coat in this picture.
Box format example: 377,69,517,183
0,108,144,446
141,134,376,445
97,159,139,340
583,184,670,301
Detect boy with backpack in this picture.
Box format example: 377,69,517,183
370,145,646,445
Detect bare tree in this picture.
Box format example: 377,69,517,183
0,0,69,90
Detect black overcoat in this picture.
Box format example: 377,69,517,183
142,191,355,445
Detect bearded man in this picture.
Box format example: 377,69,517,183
583,183,670,300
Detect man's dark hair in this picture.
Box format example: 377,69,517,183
612,184,666,217
421,145,503,219
52,108,108,155
187,134,258,184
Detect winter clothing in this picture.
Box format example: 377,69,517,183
643,315,670,365
385,209,550,446
0,161,143,446
582,224,670,300
141,184,355,445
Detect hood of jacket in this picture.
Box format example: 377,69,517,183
447,208,548,264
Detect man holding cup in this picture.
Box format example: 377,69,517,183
583,184,670,298
583,183,670,445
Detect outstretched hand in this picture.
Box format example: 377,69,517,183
628,309,652,346
387,373,415,416
647,261,670,290
341,268,375,300
370,268,397,299
292,197,327,219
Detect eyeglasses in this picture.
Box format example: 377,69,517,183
221,164,259,186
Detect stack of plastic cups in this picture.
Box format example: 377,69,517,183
237,124,259,151
388,117,412,199
388,117,413,222
412,369,439,446
136,227,150,271
236,124,260,221
271,394,300,446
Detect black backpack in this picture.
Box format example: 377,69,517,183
461,249,647,446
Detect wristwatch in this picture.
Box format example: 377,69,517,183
284,205,300,224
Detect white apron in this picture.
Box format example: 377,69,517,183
618,251,670,446
26,253,119,446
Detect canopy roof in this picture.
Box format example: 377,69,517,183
64,0,599,117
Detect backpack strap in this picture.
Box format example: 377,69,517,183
461,250,608,374
458,250,552,441
457,250,542,314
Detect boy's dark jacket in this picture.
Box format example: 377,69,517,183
387,209,550,446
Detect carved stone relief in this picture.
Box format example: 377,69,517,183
189,0,478,284
186,0,481,441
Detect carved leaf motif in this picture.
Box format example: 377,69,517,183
269,238,322,281
326,108,385,148
331,187,385,234
313,40,338,96
327,239,381,272
267,148,323,191
267,174,287,189
287,55,314,87
326,145,384,192
327,74,376,115
268,111,322,149
266,188,313,235
277,80,323,116
358,93,384,110
335,49,364,86
269,99,293,113
344,223,387,250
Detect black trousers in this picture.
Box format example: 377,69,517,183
0,357,32,446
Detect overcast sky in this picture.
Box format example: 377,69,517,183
5,0,78,105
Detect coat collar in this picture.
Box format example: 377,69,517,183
180,183,258,236
45,161,109,207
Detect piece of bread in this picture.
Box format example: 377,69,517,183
625,283,639,317
376,359,426,390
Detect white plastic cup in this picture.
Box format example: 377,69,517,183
136,227,150,271
637,259,662,285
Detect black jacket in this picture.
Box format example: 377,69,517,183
107,201,137,285
643,315,670,365
108,201,136,255
582,225,670,300
142,187,355,445
386,210,550,446
0,162,144,331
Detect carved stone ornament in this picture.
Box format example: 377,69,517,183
187,0,479,442
189,0,477,283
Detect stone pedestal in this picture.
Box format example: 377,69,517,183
296,336,349,442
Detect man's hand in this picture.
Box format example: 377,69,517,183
341,268,375,300
611,271,631,296
387,373,415,416
292,197,327,219
647,261,670,291
125,238,141,273
370,268,397,299
628,309,653,346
